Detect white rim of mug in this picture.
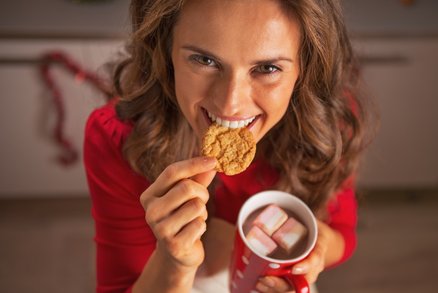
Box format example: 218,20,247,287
237,190,318,264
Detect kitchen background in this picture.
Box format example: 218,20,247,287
0,0,437,292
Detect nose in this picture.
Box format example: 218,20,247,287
211,71,250,115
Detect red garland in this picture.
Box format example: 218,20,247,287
39,51,112,166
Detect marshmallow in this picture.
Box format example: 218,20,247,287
272,217,307,253
253,204,288,236
246,226,278,256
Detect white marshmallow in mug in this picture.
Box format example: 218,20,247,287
246,226,278,256
272,217,308,253
253,204,288,236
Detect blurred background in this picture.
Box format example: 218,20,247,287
0,0,437,292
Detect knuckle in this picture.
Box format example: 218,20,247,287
154,222,171,239
178,179,194,195
162,164,178,181
201,207,208,220
193,216,206,230
198,188,209,204
145,202,158,225
139,192,147,208
188,197,204,212
153,221,164,236
145,213,154,226
140,190,153,209
166,238,181,256
145,213,154,227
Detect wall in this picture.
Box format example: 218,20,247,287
4,0,438,36
0,39,123,197
343,0,438,35
0,0,130,197
354,38,438,188
0,0,130,36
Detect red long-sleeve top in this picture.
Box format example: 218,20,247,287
84,102,358,293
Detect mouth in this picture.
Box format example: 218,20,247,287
202,108,258,129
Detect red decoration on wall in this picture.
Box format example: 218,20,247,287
39,51,112,166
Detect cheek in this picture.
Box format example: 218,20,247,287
174,76,201,115
174,68,212,106
256,81,294,118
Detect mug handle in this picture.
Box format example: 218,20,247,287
283,273,310,293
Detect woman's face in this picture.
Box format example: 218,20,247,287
171,0,301,144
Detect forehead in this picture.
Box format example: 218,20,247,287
173,0,301,59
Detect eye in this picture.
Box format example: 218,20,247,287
190,54,218,67
256,64,281,74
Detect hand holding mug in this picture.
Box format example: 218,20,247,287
256,220,331,292
230,191,318,293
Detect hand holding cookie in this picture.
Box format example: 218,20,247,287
202,123,256,175
139,157,217,269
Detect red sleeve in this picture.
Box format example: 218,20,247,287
326,182,358,268
83,103,156,293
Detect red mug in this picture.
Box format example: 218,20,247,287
229,190,318,293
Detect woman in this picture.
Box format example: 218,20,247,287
84,0,375,292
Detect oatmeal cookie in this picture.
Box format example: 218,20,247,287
202,123,256,175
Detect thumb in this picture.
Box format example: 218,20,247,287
192,169,217,188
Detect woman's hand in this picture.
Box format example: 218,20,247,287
140,156,217,270
256,220,338,292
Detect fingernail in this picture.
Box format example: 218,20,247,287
292,266,306,274
202,156,216,167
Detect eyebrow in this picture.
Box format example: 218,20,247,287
181,45,294,65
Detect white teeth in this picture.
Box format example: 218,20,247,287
230,121,238,129
207,111,255,128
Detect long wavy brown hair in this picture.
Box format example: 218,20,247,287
113,0,376,215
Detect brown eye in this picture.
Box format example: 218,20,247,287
191,55,218,67
257,64,280,74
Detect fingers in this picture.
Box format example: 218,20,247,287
292,246,326,284
141,156,216,207
191,169,217,187
256,276,293,292
157,216,207,267
153,197,208,238
256,219,330,292
138,157,216,268
175,216,207,245
146,179,209,224
154,156,217,195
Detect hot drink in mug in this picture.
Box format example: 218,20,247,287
229,190,318,293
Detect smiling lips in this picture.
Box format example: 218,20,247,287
206,110,256,129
